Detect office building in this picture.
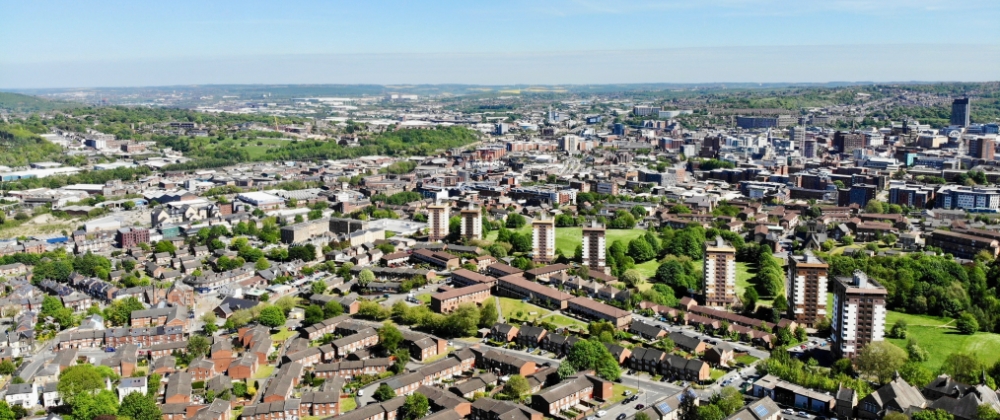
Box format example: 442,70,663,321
532,217,556,263
736,115,796,129
559,135,581,154
787,252,828,328
612,123,626,136
632,106,660,117
802,139,816,159
831,270,887,359
951,98,970,127
833,131,866,153
937,186,1000,211
427,203,449,242
968,136,995,160
581,223,606,272
702,237,737,308
459,206,482,241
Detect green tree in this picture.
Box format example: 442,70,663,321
154,240,177,255
912,409,954,420
58,364,109,402
889,320,908,339
479,299,498,328
324,300,344,318
304,305,325,324
856,341,908,385
71,389,119,420
255,258,271,270
620,269,644,288
258,306,287,328
628,238,656,263
187,334,211,358
147,373,161,397
941,352,983,384
865,201,885,214
379,322,404,353
374,384,397,402
402,393,430,420
697,404,726,420
957,312,979,334
119,392,162,420
557,362,578,380
0,360,14,375
636,413,652,420
392,348,410,374
503,375,531,400
358,269,376,289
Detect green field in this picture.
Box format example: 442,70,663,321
498,297,551,322
485,223,532,242
735,262,752,297
885,311,1000,372
271,329,297,342
554,227,650,256
341,397,358,412
415,293,431,304
633,260,660,281
542,314,587,330
253,365,276,380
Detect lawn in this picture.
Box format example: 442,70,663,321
735,262,753,297
710,369,726,382
884,310,1000,372
633,260,659,282
609,384,639,403
554,227,649,256
415,293,431,304
485,223,532,242
341,397,358,412
498,297,551,322
542,314,587,330
253,365,276,380
271,329,298,342
734,355,760,366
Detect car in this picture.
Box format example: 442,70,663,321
783,409,795,415
105,347,115,353
597,411,608,418
586,417,596,420
358,390,365,396
617,414,627,420
383,294,390,298
635,404,645,410
624,391,633,396
797,412,809,418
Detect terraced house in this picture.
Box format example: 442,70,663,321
529,375,613,416
332,327,379,358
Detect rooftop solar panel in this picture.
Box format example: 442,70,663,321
753,404,770,417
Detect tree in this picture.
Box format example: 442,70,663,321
742,288,759,313
154,240,177,255
912,409,954,420
906,339,929,362
402,393,430,420
374,384,397,402
392,348,410,374
71,390,119,420
0,360,14,375
865,201,885,214
58,364,109,402
147,373,161,397
557,362,578,380
856,341,908,384
304,305,325,325
976,404,1000,420
379,322,404,353
358,269,376,289
941,352,983,384
621,269,644,288
885,413,911,420
889,320,908,339
324,300,344,318
900,362,934,388
119,392,162,420
255,258,271,270
503,375,530,400
479,299,498,328
187,334,211,358
636,413,652,420
697,404,726,420
628,238,656,263
957,312,979,334
566,339,621,381
794,326,807,342
258,306,287,328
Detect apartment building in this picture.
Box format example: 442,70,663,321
566,297,632,328
703,236,737,308
332,327,379,358
496,275,573,310
313,358,393,380
411,249,460,270
787,252,829,328
927,229,1000,260
431,283,492,313
427,203,450,242
449,268,498,287
532,218,556,263
460,206,482,240
581,223,606,272
831,270,887,359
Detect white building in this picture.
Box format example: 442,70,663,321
42,383,60,408
6,383,37,407
831,270,887,359
581,223,606,272
117,377,147,402
532,218,556,263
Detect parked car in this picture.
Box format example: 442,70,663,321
624,391,633,396
635,404,645,410
597,411,608,418
782,409,795,415
797,412,810,418
617,414,627,420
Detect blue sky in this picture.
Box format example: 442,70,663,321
1,0,998,88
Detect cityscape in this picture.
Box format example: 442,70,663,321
1,3,1000,420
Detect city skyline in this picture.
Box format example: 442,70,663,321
1,0,999,88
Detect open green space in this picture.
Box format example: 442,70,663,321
554,227,650,256
542,314,587,330
498,297,551,322
253,365,276,380
633,260,660,282
270,329,297,342
609,384,639,403
415,293,431,304
485,223,532,242
735,355,760,366
710,369,726,381
885,310,1000,372
735,262,753,297
341,397,358,412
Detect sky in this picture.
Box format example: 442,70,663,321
1,0,999,88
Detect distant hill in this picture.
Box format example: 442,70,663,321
0,92,80,113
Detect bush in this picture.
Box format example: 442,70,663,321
192,381,205,389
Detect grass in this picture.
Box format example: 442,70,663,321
633,260,659,282
609,384,639,403
554,227,649,256
710,368,726,382
735,262,753,297
543,314,587,330
253,365,276,380
485,223,532,242
498,297,551,322
271,329,297,342
884,310,1000,372
415,293,431,304
735,355,760,366
341,396,358,412
422,347,457,363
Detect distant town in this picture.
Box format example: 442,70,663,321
0,82,997,420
